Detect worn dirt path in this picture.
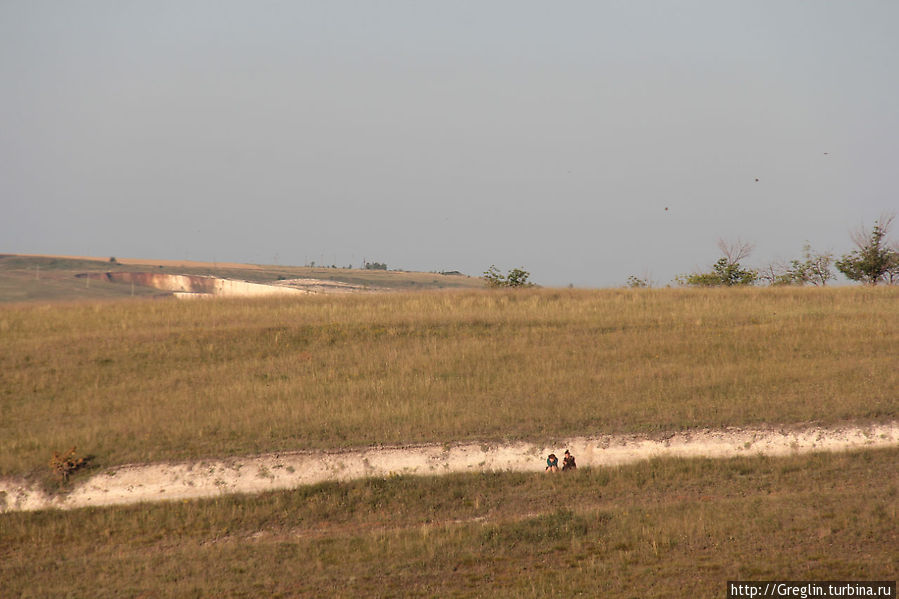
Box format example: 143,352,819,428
2,421,896,513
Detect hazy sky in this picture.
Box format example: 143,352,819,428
2,1,897,287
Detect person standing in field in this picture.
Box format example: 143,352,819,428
545,454,559,472
562,450,577,471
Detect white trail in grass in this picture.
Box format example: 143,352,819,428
1,421,896,513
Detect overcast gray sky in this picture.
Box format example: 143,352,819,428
2,1,897,287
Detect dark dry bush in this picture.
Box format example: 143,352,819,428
49,447,86,483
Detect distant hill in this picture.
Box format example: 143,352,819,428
0,254,484,302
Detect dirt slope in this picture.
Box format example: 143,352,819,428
1,421,895,513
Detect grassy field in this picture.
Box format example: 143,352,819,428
2,283,896,597
1,448,896,597
1,286,896,477
0,254,483,303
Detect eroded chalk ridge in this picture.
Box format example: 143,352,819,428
2,422,896,513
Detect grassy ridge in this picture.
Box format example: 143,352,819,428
1,286,897,477
2,449,896,597
0,255,483,302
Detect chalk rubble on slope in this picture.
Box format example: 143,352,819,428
1,422,896,513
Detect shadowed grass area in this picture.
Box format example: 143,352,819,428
1,286,897,476
2,449,896,597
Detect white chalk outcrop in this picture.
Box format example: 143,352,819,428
1,421,895,513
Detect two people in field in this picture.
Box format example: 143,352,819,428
545,450,576,473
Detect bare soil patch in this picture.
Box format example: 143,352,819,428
1,421,895,513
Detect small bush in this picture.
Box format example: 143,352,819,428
626,276,650,288
49,447,86,483
483,265,535,288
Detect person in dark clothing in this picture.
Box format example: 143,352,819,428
545,454,559,472
562,450,577,471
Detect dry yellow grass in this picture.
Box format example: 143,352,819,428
2,449,896,597
1,287,897,476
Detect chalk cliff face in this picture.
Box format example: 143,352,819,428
103,272,215,293
93,272,309,297
207,277,310,297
